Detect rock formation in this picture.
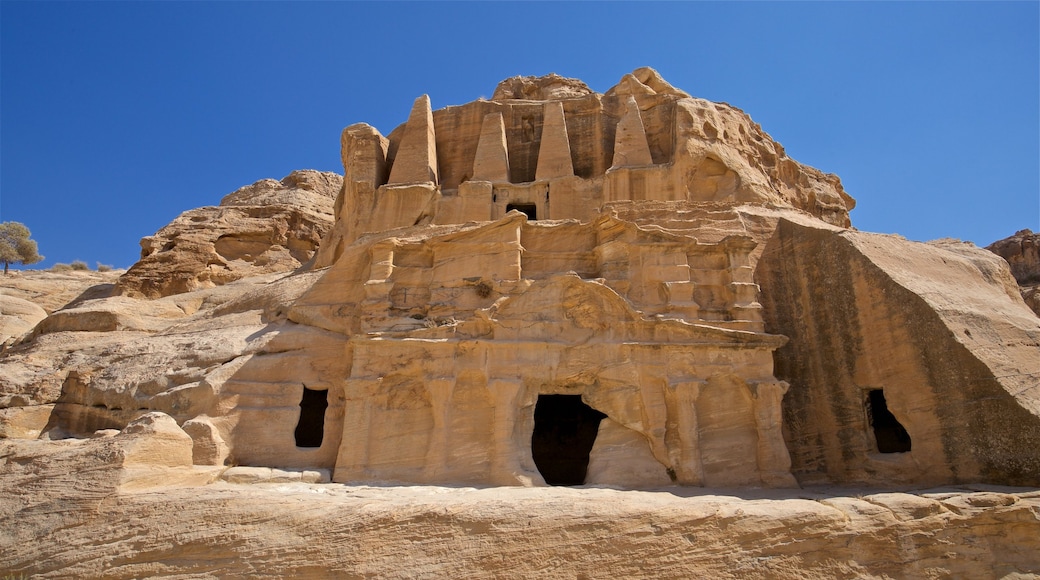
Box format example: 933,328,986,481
988,228,1040,316
117,169,341,298
759,220,1040,486
0,269,122,347
314,67,854,268
2,434,1038,578
1,68,1038,576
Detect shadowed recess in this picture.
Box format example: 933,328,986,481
507,203,537,221
532,394,607,485
294,386,328,448
867,389,911,453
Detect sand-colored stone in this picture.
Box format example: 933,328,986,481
758,218,1040,486
387,95,438,185
0,436,1037,578
534,100,575,180
0,269,122,313
0,294,47,346
471,112,510,182
117,170,341,298
988,228,1040,316
610,95,654,168
491,72,594,101
316,68,855,267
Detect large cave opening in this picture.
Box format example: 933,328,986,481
866,389,912,453
294,386,329,448
531,394,607,486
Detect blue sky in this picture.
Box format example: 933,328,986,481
1,1,1037,269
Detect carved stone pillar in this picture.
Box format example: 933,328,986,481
671,380,705,485
332,392,371,483
749,380,798,487
487,379,529,485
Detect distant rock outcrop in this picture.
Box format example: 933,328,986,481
116,170,341,298
988,229,1040,316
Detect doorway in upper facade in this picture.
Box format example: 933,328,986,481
507,203,537,220
531,394,606,485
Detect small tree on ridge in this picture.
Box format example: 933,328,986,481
0,221,43,274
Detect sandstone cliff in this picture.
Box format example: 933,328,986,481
117,170,341,298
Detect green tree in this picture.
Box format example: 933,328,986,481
0,222,43,274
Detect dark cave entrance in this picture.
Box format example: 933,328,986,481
531,394,607,486
294,386,328,448
507,203,537,220
866,389,912,453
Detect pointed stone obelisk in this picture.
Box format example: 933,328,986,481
535,101,574,180
610,96,654,169
472,112,510,182
388,95,439,185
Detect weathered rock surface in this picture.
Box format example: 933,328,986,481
1,269,123,347
316,68,853,267
117,170,341,298
758,219,1040,487
988,229,1040,316
0,295,46,346
1,433,1038,578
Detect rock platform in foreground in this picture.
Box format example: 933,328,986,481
1,436,1037,579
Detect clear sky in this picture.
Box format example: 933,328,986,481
1,1,1037,269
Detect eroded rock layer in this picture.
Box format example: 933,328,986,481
117,170,341,298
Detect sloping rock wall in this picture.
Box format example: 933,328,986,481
758,219,1040,487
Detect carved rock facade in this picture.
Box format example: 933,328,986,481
315,67,854,268
287,211,794,487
